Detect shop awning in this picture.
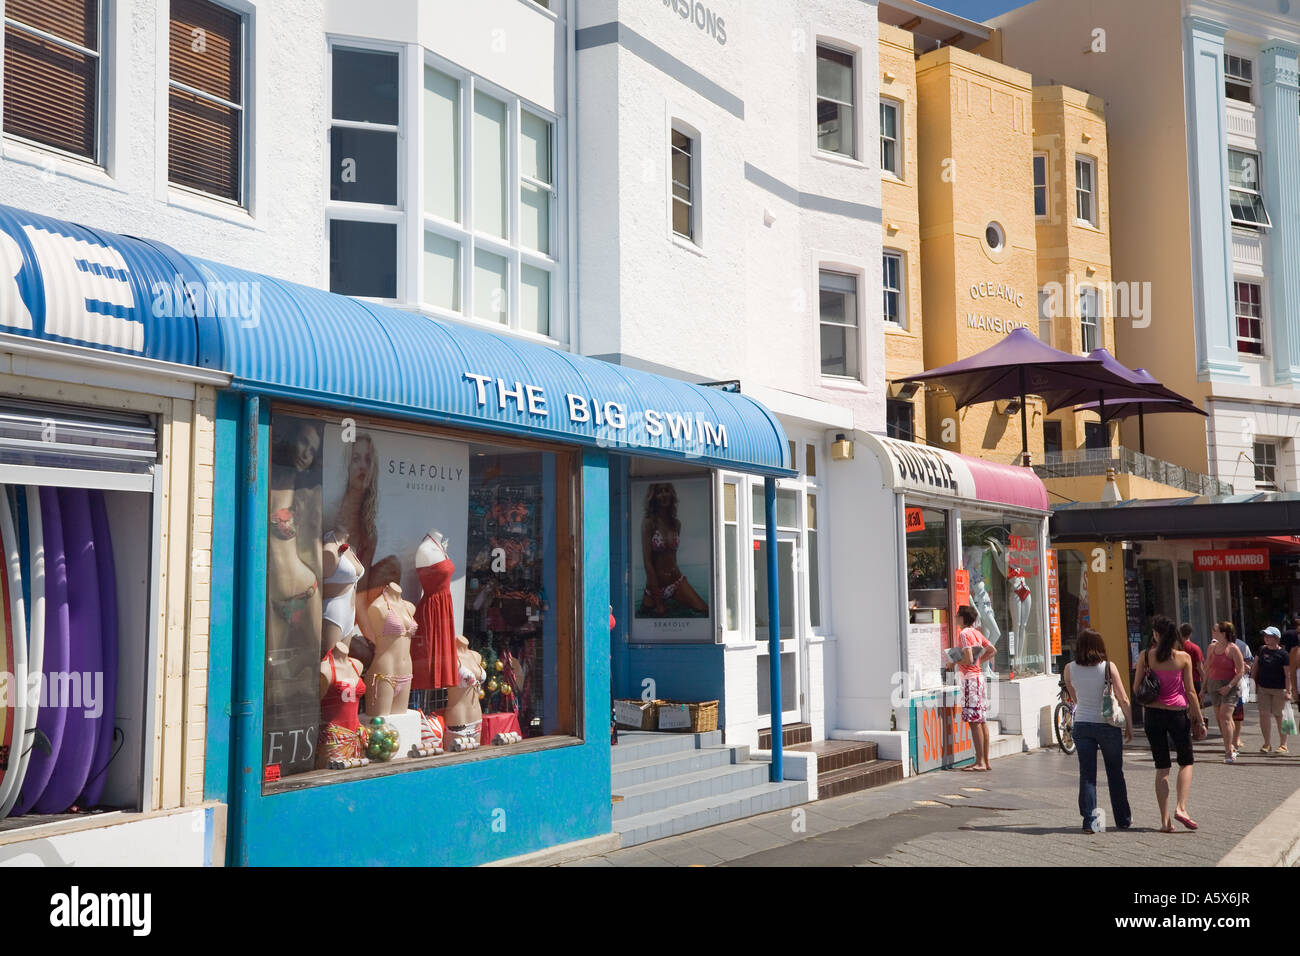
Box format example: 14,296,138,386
1051,493,1300,541
0,204,794,477
862,434,1051,513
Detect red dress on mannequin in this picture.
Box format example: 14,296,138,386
412,557,458,689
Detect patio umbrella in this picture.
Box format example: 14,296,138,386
1075,367,1206,454
893,328,1167,465
1042,348,1189,414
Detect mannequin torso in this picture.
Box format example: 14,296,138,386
364,584,416,715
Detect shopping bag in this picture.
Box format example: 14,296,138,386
1282,702,1297,737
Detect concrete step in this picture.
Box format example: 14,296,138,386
611,730,723,766
612,744,746,790
758,722,812,750
788,739,877,771
989,733,1023,760
613,761,770,821
815,759,904,800
614,779,809,848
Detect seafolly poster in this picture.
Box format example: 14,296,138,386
630,477,714,642
321,423,470,632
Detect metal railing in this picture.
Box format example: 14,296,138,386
1033,446,1233,497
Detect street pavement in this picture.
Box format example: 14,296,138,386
563,720,1300,867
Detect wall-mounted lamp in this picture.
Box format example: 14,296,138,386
831,433,855,461
888,380,921,401
886,221,901,235
883,71,897,82
996,398,1022,416
1081,131,1093,143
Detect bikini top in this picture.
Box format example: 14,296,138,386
324,539,363,586
650,528,679,553
457,658,487,689
381,592,417,639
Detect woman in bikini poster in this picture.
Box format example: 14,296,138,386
632,478,713,642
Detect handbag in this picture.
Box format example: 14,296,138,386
1282,701,1297,737
1134,650,1162,706
1101,664,1125,728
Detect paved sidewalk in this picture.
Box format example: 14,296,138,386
563,722,1300,867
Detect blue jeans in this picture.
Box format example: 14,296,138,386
1073,722,1131,829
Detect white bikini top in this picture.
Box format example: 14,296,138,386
457,660,487,688
323,535,364,586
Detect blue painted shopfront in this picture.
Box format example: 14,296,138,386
0,203,793,865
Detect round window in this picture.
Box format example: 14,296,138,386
985,222,1005,251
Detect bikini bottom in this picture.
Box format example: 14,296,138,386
272,581,318,626
643,575,686,603
371,672,413,693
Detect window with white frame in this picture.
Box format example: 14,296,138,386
882,251,903,327
880,99,899,176
1033,153,1048,217
328,46,400,299
3,0,103,161
1228,149,1271,229
1225,54,1253,104
421,60,560,335
1235,280,1263,355
819,269,859,379
1075,157,1097,225
1254,440,1278,491
1038,288,1054,346
1079,286,1099,353
168,0,246,203
670,126,696,242
816,44,855,158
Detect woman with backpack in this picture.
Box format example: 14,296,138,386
1132,615,1207,832
1063,629,1132,833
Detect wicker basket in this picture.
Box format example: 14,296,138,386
656,699,719,733
613,698,656,730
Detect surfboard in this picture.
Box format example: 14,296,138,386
12,487,69,816
0,501,12,798
33,488,101,813
80,489,117,807
1,487,42,819
0,486,29,812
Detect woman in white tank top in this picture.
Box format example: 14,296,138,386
1064,629,1133,833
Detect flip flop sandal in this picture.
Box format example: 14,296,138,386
1174,812,1198,830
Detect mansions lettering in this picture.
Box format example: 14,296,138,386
967,314,1030,334
662,0,727,45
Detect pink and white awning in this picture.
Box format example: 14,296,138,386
865,435,1050,513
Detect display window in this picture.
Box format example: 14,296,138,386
0,400,157,828
906,507,950,621
960,513,1047,678
262,407,579,789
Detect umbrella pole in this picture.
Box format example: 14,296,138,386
1019,367,1029,466
1098,390,1107,453
1139,405,1146,454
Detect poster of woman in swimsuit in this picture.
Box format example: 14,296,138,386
631,477,713,642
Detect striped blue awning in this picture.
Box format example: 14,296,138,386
0,204,792,476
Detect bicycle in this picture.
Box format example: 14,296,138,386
1054,679,1076,754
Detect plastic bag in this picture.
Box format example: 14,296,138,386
1282,702,1297,737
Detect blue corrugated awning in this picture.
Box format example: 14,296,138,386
0,204,793,476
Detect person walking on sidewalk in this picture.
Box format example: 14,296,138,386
1064,628,1132,833
946,606,995,772
1133,615,1207,832
1206,621,1246,762
1178,623,1205,701
1253,626,1291,754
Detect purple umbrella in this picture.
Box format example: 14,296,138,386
1075,367,1206,454
893,328,1168,464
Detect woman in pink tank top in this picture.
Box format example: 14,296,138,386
1132,615,1207,832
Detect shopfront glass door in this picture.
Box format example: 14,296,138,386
754,530,801,725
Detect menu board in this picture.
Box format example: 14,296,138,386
1124,567,1143,669
1046,549,1061,656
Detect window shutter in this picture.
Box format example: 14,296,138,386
2,0,98,158
168,0,241,200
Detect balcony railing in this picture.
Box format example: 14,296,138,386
1033,446,1233,497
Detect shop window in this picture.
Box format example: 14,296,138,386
168,0,245,203
3,0,102,160
1075,157,1097,226
816,44,855,159
961,515,1046,678
1254,440,1278,491
906,507,948,622
819,269,859,379
1228,149,1271,229
1235,280,1263,355
262,409,577,788
1033,153,1048,218
879,99,899,175
1224,54,1253,104
1055,548,1088,665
